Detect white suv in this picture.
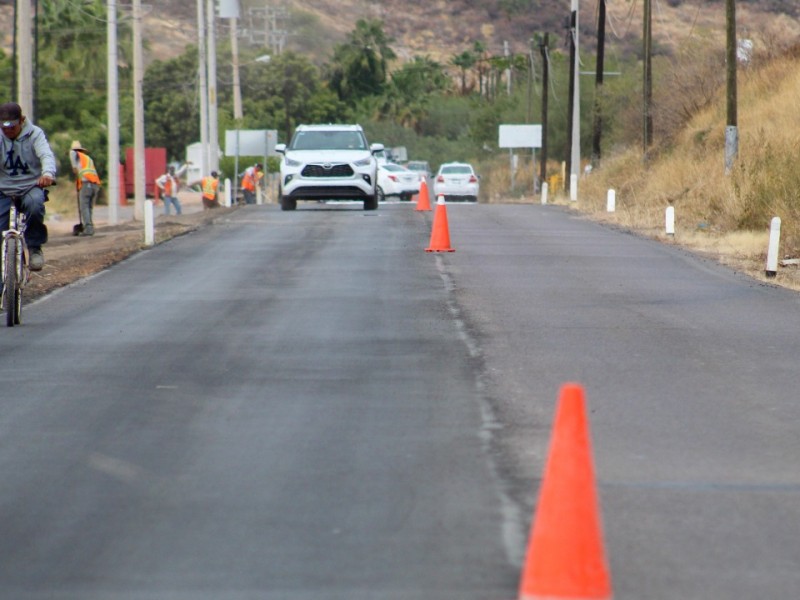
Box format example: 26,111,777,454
275,124,384,211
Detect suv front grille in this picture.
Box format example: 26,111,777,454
302,163,354,178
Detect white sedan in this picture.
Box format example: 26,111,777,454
432,162,480,202
377,163,420,202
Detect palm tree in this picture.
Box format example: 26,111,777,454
451,50,476,95
328,19,397,103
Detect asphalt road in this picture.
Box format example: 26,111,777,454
2,201,800,599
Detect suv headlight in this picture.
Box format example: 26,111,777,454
284,156,302,167
353,156,373,167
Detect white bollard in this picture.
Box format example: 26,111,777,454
541,182,549,205
766,216,781,278
606,189,616,212
570,174,578,202
144,200,154,246
665,206,675,236
224,178,232,207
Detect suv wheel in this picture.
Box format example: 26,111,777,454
363,195,378,211
280,195,297,211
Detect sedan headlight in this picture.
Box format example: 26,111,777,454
353,156,373,167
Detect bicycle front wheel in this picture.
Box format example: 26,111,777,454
3,237,18,327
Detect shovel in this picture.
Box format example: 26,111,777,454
72,183,83,236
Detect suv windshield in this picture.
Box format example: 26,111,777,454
290,130,367,151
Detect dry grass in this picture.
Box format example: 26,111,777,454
566,50,800,291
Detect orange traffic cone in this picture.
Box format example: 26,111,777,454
518,383,612,600
415,179,431,211
425,195,455,253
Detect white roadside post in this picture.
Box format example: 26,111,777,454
224,178,232,207
666,206,675,236
766,216,781,278
570,174,578,202
144,200,154,246
606,189,615,212
541,181,548,205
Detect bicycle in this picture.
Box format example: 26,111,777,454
1,187,47,327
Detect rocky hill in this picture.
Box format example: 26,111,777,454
1,0,799,72
143,0,800,65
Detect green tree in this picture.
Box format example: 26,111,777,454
235,51,344,142
378,56,450,133
451,50,476,95
328,19,396,103
142,49,201,162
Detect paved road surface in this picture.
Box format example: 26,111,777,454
1,202,799,599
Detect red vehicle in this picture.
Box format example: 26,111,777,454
123,147,167,197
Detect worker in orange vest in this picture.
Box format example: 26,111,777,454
240,163,263,205
156,165,183,215
201,171,220,209
69,140,101,236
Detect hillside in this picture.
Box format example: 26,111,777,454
1,0,798,70
162,0,800,66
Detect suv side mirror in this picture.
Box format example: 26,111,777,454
370,143,385,155
275,143,286,154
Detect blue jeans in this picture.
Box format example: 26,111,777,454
163,194,182,215
0,187,47,248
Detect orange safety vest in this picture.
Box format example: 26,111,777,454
74,151,101,189
201,176,219,199
161,174,179,196
242,167,257,192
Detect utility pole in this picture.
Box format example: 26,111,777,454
132,0,146,220
565,1,579,191
106,0,120,225
504,40,511,95
16,0,34,117
219,0,243,121
527,38,534,123
539,33,550,187
725,0,738,173
591,0,606,168
231,17,243,121
197,0,209,176
207,0,219,173
643,0,653,161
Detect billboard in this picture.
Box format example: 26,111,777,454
218,0,240,18
498,124,542,149
225,129,278,157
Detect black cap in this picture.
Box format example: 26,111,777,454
0,102,22,123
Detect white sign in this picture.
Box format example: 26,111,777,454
225,129,278,157
218,0,240,18
499,124,542,149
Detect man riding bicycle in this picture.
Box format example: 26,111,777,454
0,102,56,271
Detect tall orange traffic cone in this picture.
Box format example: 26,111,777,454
518,383,612,600
415,179,431,211
425,195,455,252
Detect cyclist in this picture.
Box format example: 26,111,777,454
0,102,56,271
